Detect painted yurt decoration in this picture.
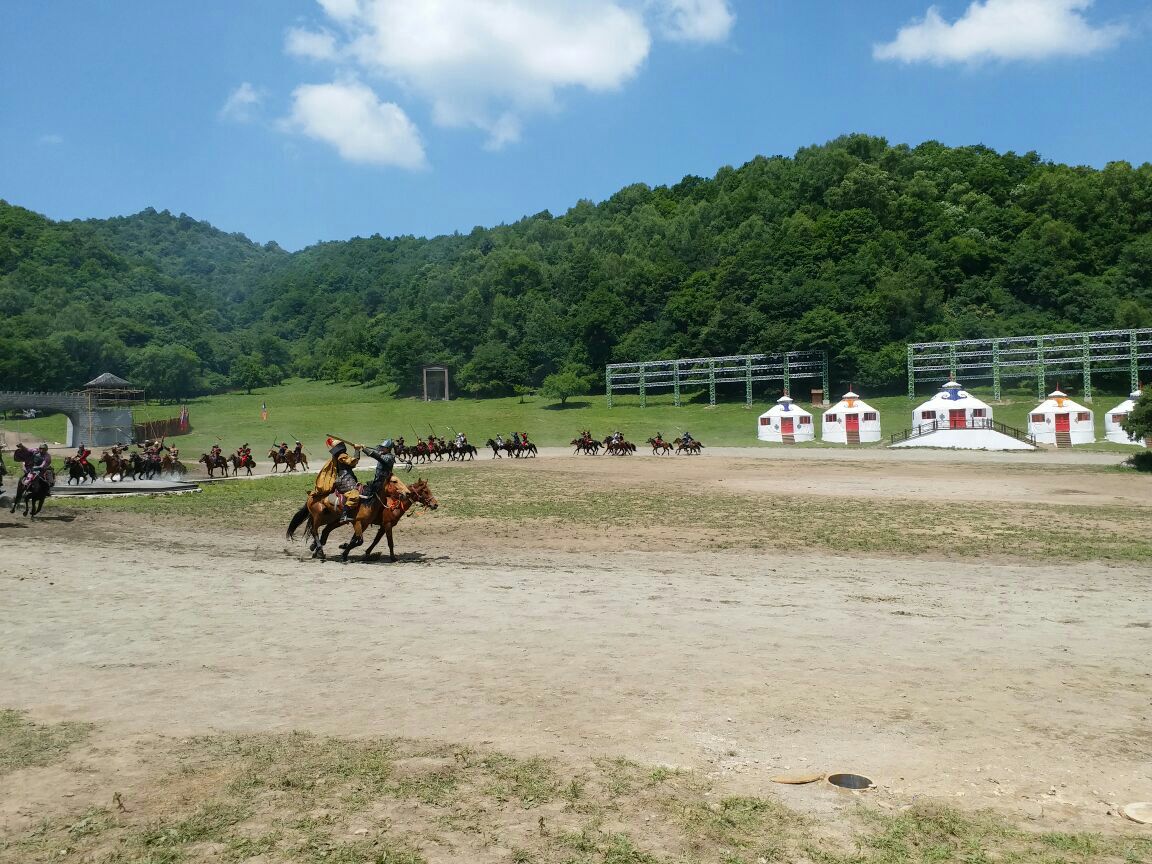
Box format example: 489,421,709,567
821,391,881,444
1105,390,1146,446
1027,390,1095,446
758,395,814,443
910,381,992,430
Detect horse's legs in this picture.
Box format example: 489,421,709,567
314,521,340,559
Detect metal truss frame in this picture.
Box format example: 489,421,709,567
605,351,828,408
907,328,1152,401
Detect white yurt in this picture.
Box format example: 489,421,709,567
1105,390,1146,446
758,395,815,443
1027,390,1095,446
910,381,992,431
822,390,881,444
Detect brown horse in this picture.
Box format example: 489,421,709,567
230,453,255,476
267,448,284,472
98,450,124,481
198,452,229,477
646,437,673,455
286,478,438,562
674,437,703,454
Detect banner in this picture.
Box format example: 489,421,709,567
178,404,189,431
260,401,268,422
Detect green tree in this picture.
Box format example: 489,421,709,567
1122,388,1152,443
539,364,595,406
456,342,528,397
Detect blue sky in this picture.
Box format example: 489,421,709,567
2,1,1150,251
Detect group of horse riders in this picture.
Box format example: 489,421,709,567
493,431,531,449
314,437,413,521
8,435,188,489
648,431,693,447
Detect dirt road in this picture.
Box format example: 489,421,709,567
2,450,1150,834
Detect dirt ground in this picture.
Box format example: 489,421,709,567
2,449,1150,848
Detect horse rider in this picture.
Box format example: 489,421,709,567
236,443,251,466
169,446,180,462
314,438,363,521
611,430,623,444
210,442,223,462
512,431,521,449
278,441,289,461
293,440,304,461
455,431,467,448
26,444,52,486
362,439,412,505
681,430,694,444
653,431,665,445
520,431,530,446
75,443,92,468
495,433,504,448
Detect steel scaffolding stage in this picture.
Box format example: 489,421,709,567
605,351,828,408
906,328,1152,401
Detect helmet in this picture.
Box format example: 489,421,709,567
380,439,394,450
39,444,48,451
329,441,347,457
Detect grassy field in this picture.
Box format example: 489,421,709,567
2,711,1148,864
5,379,1142,454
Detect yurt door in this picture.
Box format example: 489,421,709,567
781,417,794,435
1055,413,1070,433
845,414,860,433
949,409,966,429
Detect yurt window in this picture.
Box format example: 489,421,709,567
1030,413,1045,423
826,414,838,422
921,411,935,420
760,417,770,426
1113,413,1128,423
863,412,877,421
799,416,811,425
972,409,986,418
1077,412,1090,421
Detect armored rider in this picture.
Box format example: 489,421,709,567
26,444,52,486
314,438,363,520
362,439,412,506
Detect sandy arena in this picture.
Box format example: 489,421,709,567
2,448,1150,853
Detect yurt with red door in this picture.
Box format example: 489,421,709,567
821,391,881,444
757,395,814,443
891,380,1035,450
1027,390,1095,446
1105,390,1146,446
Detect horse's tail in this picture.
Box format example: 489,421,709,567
286,504,311,540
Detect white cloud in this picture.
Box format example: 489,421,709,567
286,26,337,60
39,133,64,146
338,0,651,146
220,82,263,122
874,0,1127,64
287,80,427,169
651,0,735,43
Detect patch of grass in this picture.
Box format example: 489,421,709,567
3,730,1149,864
63,456,1152,562
0,709,92,775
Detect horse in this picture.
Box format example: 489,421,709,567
448,442,477,461
647,437,674,455
674,437,704,455
570,437,600,455
294,451,309,470
267,448,284,472
198,453,229,478
98,450,124,481
10,444,51,517
287,478,438,562
486,439,505,459
602,437,635,456
161,455,186,478
230,453,255,476
513,441,537,458
63,456,97,485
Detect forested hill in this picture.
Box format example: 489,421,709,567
2,134,1151,398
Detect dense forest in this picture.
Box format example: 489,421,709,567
2,134,1150,399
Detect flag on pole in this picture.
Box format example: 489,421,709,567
178,404,189,431
260,401,268,421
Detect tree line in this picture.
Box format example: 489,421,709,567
1,134,1149,399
